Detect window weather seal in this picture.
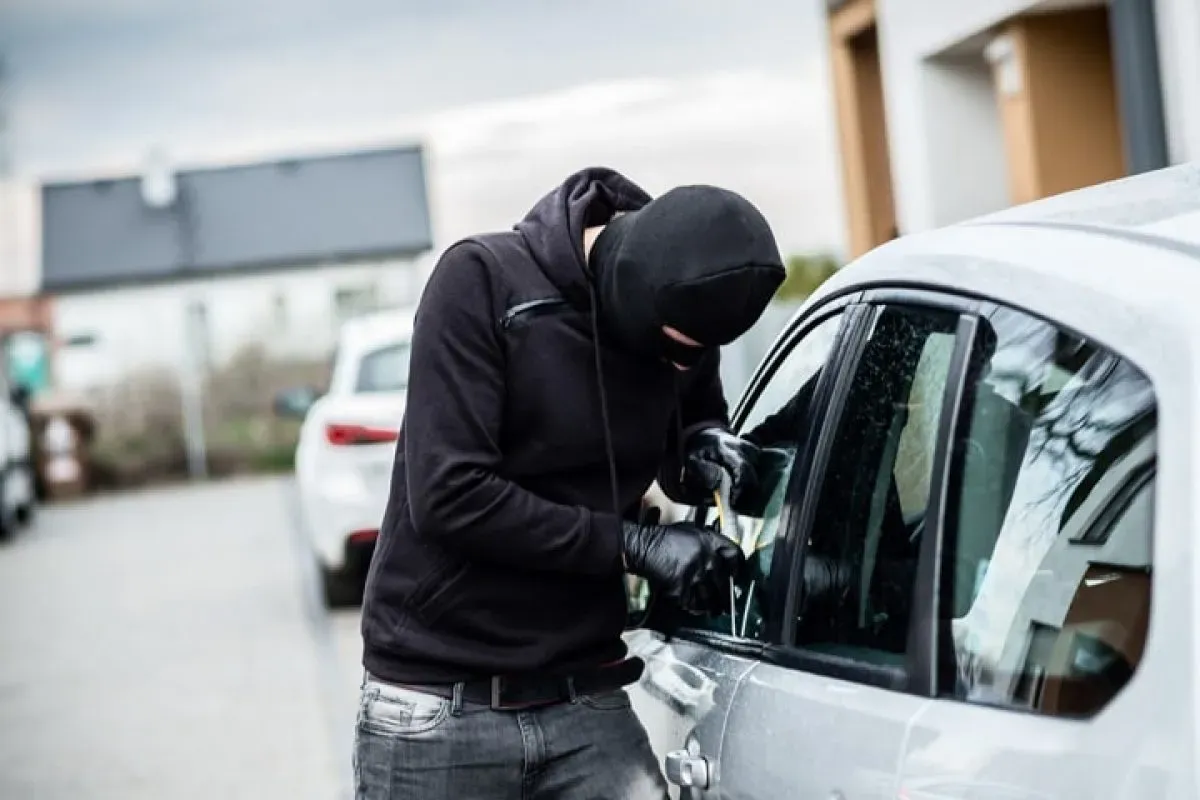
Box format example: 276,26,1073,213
905,313,979,698
778,302,877,646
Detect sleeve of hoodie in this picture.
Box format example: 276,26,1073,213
404,242,624,576
656,349,730,506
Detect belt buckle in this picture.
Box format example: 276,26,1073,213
489,674,569,710
491,675,536,711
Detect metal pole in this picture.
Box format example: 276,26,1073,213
1109,0,1171,173
180,298,209,480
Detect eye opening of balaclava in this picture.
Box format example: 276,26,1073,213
659,327,707,369
588,185,786,366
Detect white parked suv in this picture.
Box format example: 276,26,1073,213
277,308,413,607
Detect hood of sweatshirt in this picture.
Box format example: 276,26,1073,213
513,167,653,310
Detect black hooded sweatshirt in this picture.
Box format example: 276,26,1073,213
361,169,745,684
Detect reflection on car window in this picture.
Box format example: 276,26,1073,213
795,305,960,666
685,313,844,641
355,344,412,393
945,306,1155,718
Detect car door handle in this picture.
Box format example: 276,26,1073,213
664,749,711,790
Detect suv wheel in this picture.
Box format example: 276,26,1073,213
0,472,16,542
319,561,363,609
14,465,35,526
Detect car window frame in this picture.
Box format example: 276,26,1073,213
762,288,984,693
666,289,865,652
669,278,1162,704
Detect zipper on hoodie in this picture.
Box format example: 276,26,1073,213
501,297,571,329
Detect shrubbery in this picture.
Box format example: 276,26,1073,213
84,345,327,490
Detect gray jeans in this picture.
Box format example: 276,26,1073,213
353,673,670,800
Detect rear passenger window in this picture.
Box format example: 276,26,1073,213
942,306,1155,718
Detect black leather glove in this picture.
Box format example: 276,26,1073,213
682,427,761,504
621,519,745,614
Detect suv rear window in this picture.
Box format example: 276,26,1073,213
355,344,411,393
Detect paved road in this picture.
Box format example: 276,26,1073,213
0,476,365,800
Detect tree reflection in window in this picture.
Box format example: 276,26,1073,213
946,306,1155,718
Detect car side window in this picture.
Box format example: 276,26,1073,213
682,311,846,640
942,306,1155,718
793,305,961,668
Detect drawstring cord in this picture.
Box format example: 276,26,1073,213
586,282,624,535
586,277,674,625
671,378,686,489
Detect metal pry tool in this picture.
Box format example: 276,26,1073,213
712,470,741,636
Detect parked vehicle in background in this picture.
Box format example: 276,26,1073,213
276,308,413,607
0,375,36,539
626,163,1195,799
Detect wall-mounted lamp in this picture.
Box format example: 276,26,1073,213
984,33,1022,97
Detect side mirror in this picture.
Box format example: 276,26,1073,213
273,386,319,419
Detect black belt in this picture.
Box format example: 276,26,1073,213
389,657,645,711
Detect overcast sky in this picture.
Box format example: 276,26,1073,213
0,0,845,289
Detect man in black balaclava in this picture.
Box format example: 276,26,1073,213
588,184,786,508
357,168,784,800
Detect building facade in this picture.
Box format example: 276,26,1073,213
824,0,1200,258
38,144,433,392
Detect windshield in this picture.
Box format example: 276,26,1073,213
354,343,411,393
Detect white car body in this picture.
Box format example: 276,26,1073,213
627,162,1200,799
294,309,412,590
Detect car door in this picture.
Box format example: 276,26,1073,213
713,292,984,799
626,294,869,798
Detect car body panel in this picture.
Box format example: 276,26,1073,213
624,628,759,799
719,661,918,799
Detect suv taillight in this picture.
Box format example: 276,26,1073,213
324,423,399,446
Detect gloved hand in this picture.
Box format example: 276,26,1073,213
621,518,745,614
682,427,761,504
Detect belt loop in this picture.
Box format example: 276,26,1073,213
567,676,578,704
451,682,465,716
490,676,504,710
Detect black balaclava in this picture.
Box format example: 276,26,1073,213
588,185,786,367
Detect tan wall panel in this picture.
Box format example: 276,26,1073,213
853,33,898,249
828,0,897,259
997,8,1127,203
831,38,875,258
995,30,1041,204
830,0,876,40
1023,8,1127,196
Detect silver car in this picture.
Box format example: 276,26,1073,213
626,163,1196,799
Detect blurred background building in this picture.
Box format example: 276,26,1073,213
41,144,431,389
0,143,432,489
826,0,1200,257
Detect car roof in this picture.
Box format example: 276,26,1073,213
960,161,1200,249
805,161,1200,326
783,161,1200,403
337,306,415,355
